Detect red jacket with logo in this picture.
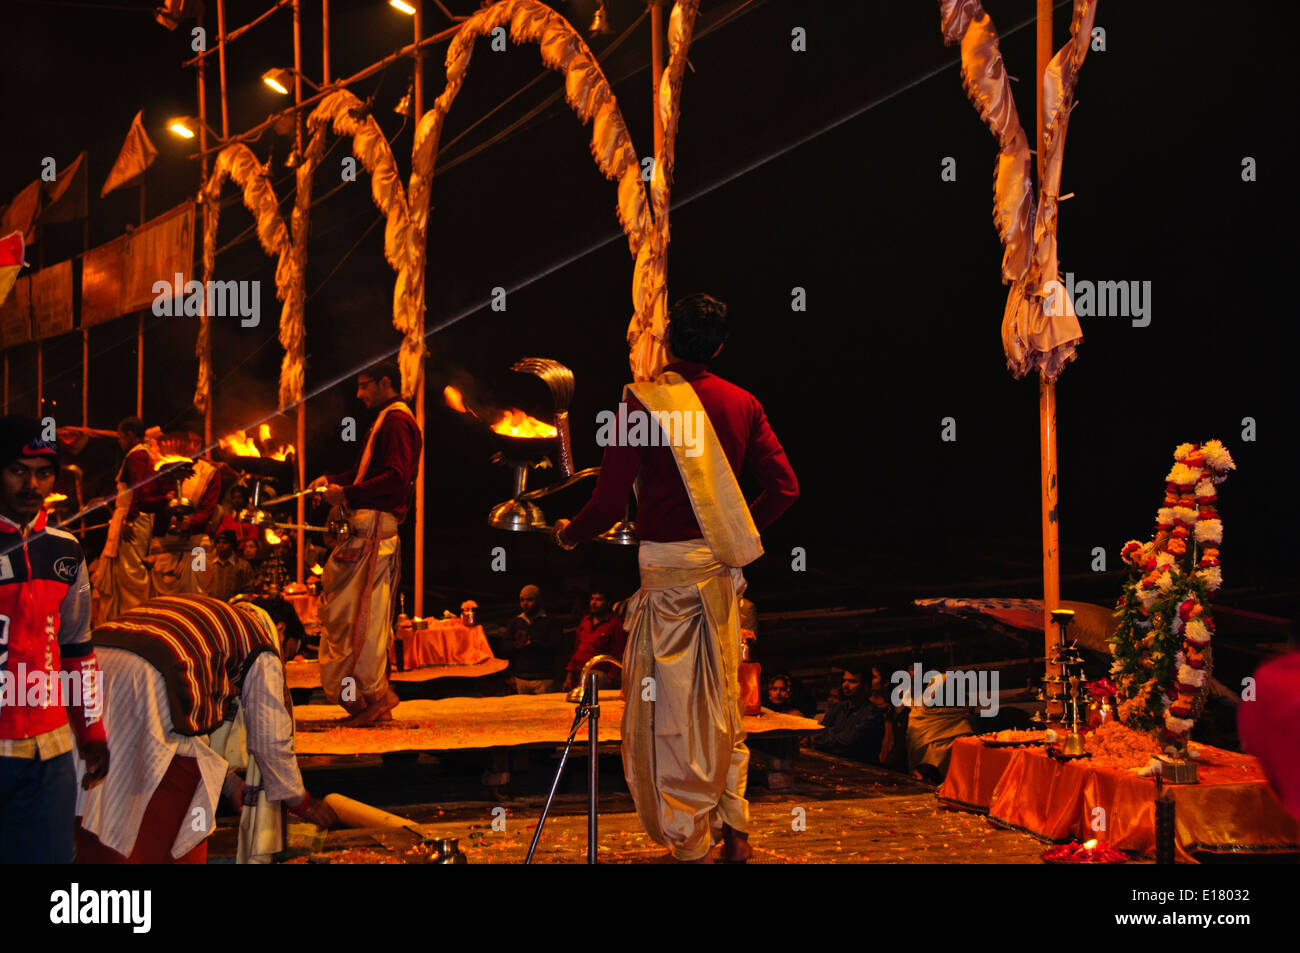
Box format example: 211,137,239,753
0,508,106,746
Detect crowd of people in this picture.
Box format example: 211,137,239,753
760,663,979,782
5,296,806,865
1,415,333,864
86,415,301,627
486,584,627,695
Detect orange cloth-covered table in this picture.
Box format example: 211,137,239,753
396,620,494,669
939,736,1299,863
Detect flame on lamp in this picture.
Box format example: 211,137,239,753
443,385,475,417
310,563,324,576
219,427,294,461
220,430,260,457
154,454,194,469
264,528,283,546
490,409,557,439
1083,839,1098,850
43,492,68,509
444,384,555,439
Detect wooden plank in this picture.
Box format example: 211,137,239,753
293,692,824,755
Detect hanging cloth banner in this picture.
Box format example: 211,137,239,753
81,202,195,328
31,259,74,340
0,274,32,348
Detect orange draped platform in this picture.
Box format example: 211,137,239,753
397,621,494,668
938,736,1299,863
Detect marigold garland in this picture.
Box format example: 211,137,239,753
1109,441,1235,750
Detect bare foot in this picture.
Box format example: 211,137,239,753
342,688,399,726
719,824,752,863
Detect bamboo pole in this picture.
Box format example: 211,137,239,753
137,314,144,418
137,178,145,418
188,24,461,162
198,12,212,449
321,0,331,84
1036,0,1062,725
218,0,231,139
412,0,426,618
181,0,294,67
82,218,89,427
36,229,43,418
295,0,306,585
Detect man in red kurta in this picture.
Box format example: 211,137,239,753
310,361,421,725
562,591,627,692
554,294,798,863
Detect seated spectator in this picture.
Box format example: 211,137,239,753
903,671,977,783
871,661,909,770
765,673,805,717
239,537,275,596
814,665,886,763
563,590,626,691
202,530,256,601
214,485,260,542
499,584,563,694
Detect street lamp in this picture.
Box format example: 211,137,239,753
166,115,220,140
261,67,322,94
389,0,416,14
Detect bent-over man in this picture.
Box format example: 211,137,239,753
76,594,334,863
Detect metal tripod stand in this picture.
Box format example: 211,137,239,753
525,671,603,864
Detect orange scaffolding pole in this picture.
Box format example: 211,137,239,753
1036,0,1063,724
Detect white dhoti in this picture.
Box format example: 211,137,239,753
149,533,210,597
318,509,400,707
91,511,154,625
621,538,750,861
75,648,228,860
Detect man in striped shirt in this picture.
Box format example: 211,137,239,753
75,594,334,863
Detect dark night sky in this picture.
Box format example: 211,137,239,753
1,0,1295,616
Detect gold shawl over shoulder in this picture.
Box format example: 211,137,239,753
353,400,414,485
625,372,762,568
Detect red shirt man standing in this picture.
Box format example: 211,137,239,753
554,293,798,863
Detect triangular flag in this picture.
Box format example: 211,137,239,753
0,181,42,245
101,112,158,198
40,151,88,223
0,231,24,307
155,0,204,31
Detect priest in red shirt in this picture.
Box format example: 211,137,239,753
309,360,421,725
554,293,798,863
